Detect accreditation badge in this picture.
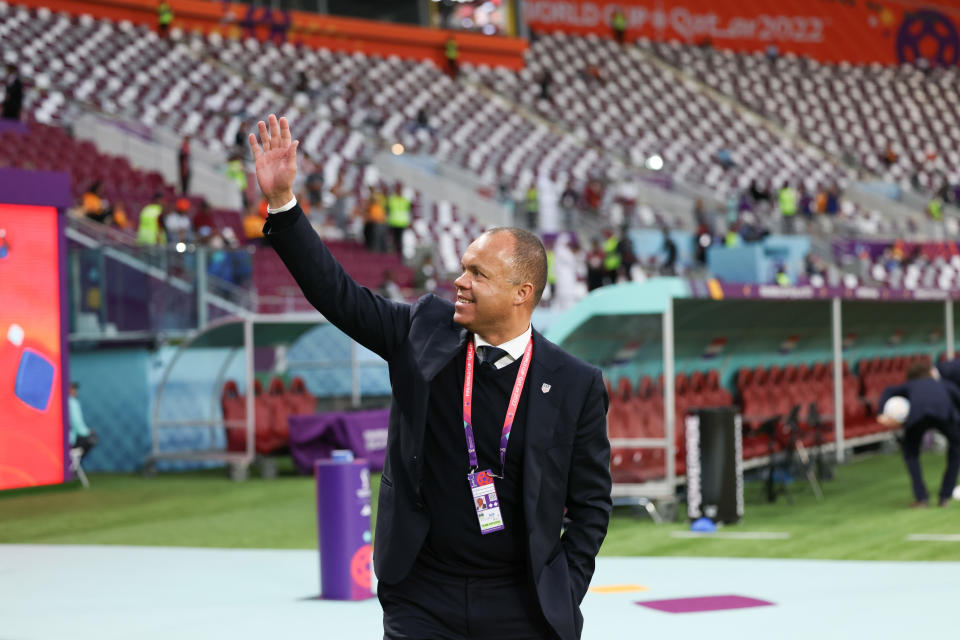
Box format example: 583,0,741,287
467,469,505,534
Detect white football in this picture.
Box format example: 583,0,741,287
882,396,910,424
953,485,960,501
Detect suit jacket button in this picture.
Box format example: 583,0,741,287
411,455,418,464
415,501,425,510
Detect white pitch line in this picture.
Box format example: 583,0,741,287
670,531,791,540
906,534,960,542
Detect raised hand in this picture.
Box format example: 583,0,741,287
248,114,300,209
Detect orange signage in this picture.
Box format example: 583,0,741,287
525,0,960,66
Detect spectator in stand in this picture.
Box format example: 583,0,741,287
299,152,323,215
2,63,23,121
329,175,350,237
661,228,677,276
226,152,249,209
618,224,636,281
192,200,215,243
444,37,459,79
586,238,606,291
234,119,251,158
775,263,791,286
581,63,607,85
879,362,960,508
748,180,770,204
587,238,606,291
136,193,167,246
81,181,111,224
825,184,840,216
602,228,620,285
560,181,579,231
716,147,735,170
583,178,604,215
380,269,406,303
386,184,411,256
798,184,812,220
410,108,434,135
693,198,708,228
157,0,173,38
178,136,191,195
207,229,251,287
414,254,438,294
882,144,898,168
362,186,387,252
524,184,539,230
552,232,579,311
242,202,266,243
68,382,97,462
778,182,797,233
724,224,742,248
437,0,455,29
690,225,706,265
610,6,627,44
164,197,193,244
111,200,131,231
538,71,553,102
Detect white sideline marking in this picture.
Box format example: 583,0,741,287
907,534,960,542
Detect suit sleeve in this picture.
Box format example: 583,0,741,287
938,359,960,387
264,206,410,361
561,369,612,604
941,379,960,415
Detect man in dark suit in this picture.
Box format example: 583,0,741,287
249,115,611,639
879,361,960,508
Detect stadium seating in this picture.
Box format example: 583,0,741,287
252,239,415,313
468,33,852,201
644,39,960,197
221,376,319,455
0,120,175,216
608,369,735,482
608,354,934,483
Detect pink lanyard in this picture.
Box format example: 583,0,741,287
462,338,533,478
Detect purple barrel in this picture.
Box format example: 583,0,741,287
315,458,375,600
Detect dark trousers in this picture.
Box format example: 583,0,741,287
390,226,406,256
74,435,97,461
901,419,960,502
379,560,554,640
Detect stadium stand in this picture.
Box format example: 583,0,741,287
645,39,960,199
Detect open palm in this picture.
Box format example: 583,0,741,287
248,114,300,208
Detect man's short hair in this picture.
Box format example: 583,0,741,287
906,362,932,381
484,227,548,305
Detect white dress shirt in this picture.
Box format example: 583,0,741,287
267,196,299,214
474,325,532,370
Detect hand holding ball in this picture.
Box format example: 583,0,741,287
882,396,910,424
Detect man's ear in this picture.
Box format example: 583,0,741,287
514,282,535,307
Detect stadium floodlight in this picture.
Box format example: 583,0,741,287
645,154,664,171
391,143,405,156
175,242,186,253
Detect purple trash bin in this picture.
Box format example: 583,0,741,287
315,458,375,600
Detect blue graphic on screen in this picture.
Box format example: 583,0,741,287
15,348,55,411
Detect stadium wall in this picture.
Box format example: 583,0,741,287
525,0,960,66
12,0,527,69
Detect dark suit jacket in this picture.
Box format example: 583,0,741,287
265,206,612,640
880,377,959,428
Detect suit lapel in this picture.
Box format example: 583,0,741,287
421,318,468,382
523,331,564,534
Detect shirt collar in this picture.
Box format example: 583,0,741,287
473,325,532,363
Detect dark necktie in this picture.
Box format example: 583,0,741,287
478,345,509,371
